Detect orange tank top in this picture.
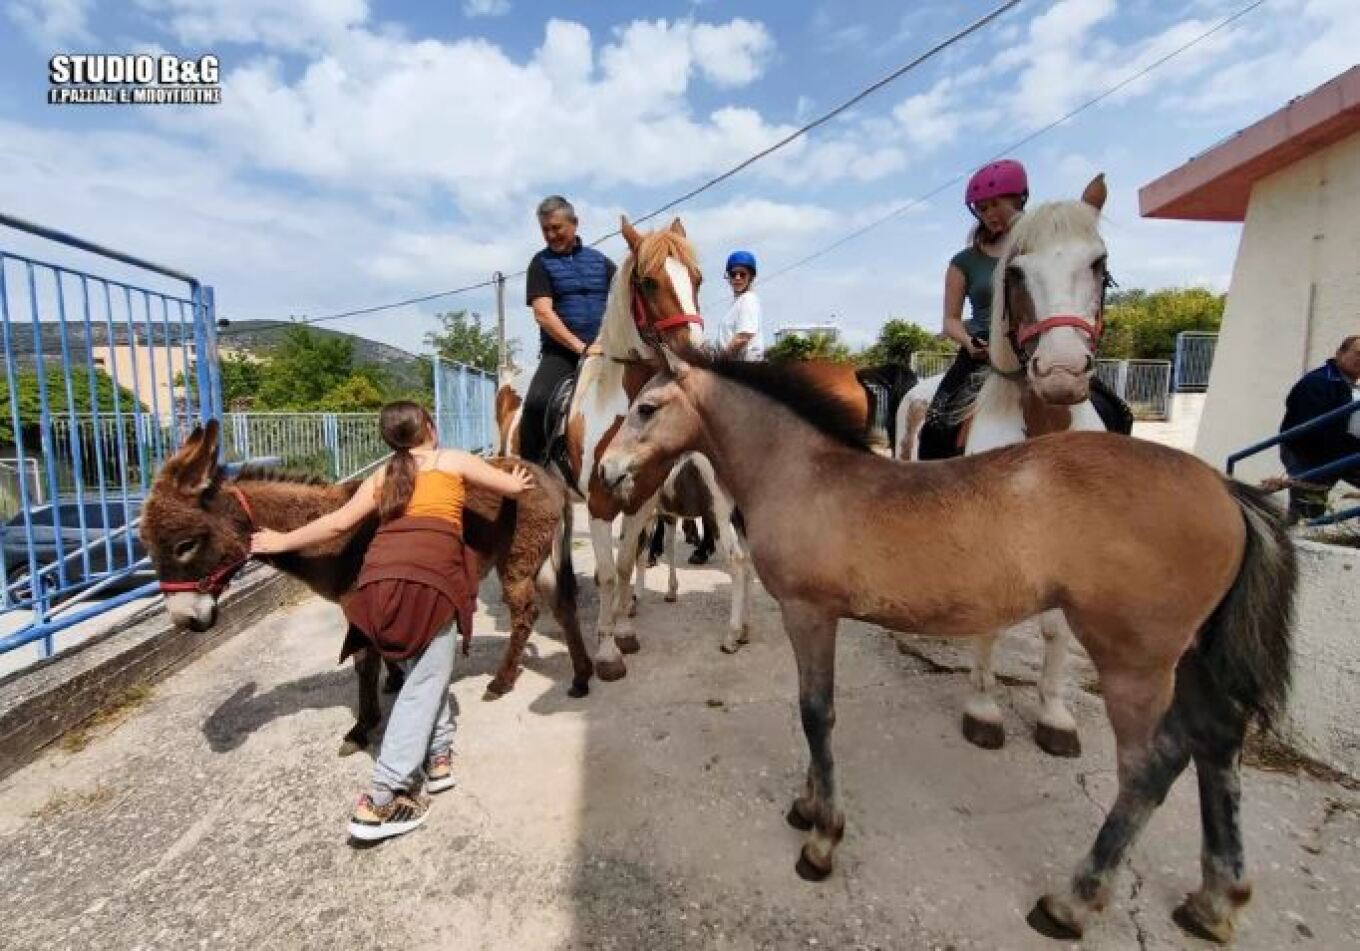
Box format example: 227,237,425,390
404,468,465,529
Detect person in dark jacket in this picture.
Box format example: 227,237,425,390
518,196,617,465
1279,335,1360,519
251,401,532,842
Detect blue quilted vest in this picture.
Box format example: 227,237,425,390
538,240,612,348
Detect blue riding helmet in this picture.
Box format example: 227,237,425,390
725,250,757,275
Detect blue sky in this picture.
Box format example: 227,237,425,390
1,0,1355,373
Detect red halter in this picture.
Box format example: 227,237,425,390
158,485,255,597
631,281,703,337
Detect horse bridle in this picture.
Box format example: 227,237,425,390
630,270,703,344
1001,263,1115,374
158,485,256,597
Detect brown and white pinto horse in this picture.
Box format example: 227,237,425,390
504,217,706,681
893,174,1115,759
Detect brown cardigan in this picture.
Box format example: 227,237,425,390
340,515,480,661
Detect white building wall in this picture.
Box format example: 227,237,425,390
1194,130,1360,480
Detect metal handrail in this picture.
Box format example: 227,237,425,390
0,211,199,289
1226,399,1360,476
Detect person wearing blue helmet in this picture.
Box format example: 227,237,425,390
715,250,763,361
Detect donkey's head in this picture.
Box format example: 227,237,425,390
990,174,1110,405
140,420,251,631
597,216,705,360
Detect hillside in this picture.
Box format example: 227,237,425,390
215,320,428,394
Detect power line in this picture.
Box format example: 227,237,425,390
759,0,1269,287
216,276,498,337
215,1,1023,334
592,0,1023,241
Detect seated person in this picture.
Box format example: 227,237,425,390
1278,334,1360,519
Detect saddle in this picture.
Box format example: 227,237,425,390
919,368,1135,461
856,364,918,452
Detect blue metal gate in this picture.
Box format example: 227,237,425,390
0,211,221,658
431,357,496,455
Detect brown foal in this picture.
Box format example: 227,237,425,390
598,350,1295,945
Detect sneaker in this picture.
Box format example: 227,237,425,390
347,791,430,842
425,750,456,793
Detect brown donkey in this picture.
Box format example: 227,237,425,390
141,420,590,754
598,350,1296,945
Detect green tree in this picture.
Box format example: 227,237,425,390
1099,287,1224,360
425,310,517,373
0,368,146,443
766,332,856,364
859,319,954,368
218,352,266,410
256,327,373,409
315,374,388,412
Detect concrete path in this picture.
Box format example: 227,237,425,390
2,515,1357,950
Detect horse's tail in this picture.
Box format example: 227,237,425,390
554,497,578,607
1191,480,1297,731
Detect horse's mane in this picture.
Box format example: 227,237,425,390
596,229,702,359
229,466,337,487
1003,199,1101,257
689,352,871,452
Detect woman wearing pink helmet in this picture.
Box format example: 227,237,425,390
918,159,1029,459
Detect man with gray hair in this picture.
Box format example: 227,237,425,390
1278,334,1360,519
518,195,617,465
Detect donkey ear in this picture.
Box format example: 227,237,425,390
1081,173,1107,212
668,217,687,238
165,418,221,494
621,216,643,252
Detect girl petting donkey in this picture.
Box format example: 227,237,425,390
251,401,533,842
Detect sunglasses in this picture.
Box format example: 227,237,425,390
726,270,752,280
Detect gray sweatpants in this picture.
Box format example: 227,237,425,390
369,623,457,802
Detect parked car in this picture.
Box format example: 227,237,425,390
1,497,152,599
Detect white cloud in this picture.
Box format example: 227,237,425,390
6,0,93,47
157,15,881,210
691,18,773,88
464,0,510,17
135,0,370,53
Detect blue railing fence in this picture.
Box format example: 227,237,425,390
1227,399,1360,526
432,357,496,455
1173,331,1218,392
0,211,220,657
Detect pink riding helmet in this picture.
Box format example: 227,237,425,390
965,159,1029,209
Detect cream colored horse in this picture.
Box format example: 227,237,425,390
895,175,1113,758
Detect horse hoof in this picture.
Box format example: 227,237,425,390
1172,896,1236,944
786,803,814,831
1034,723,1082,758
339,737,365,757
795,846,832,882
719,642,740,655
1026,897,1083,940
567,680,591,699
616,634,641,655
961,713,1006,750
628,603,638,618
664,593,677,603
596,658,627,682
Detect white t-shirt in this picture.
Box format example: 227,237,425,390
716,291,763,361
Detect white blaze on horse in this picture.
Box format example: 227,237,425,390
501,217,716,681
598,346,1295,946
895,174,1115,759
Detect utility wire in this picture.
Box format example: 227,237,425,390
759,0,1269,287
216,1,1023,334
